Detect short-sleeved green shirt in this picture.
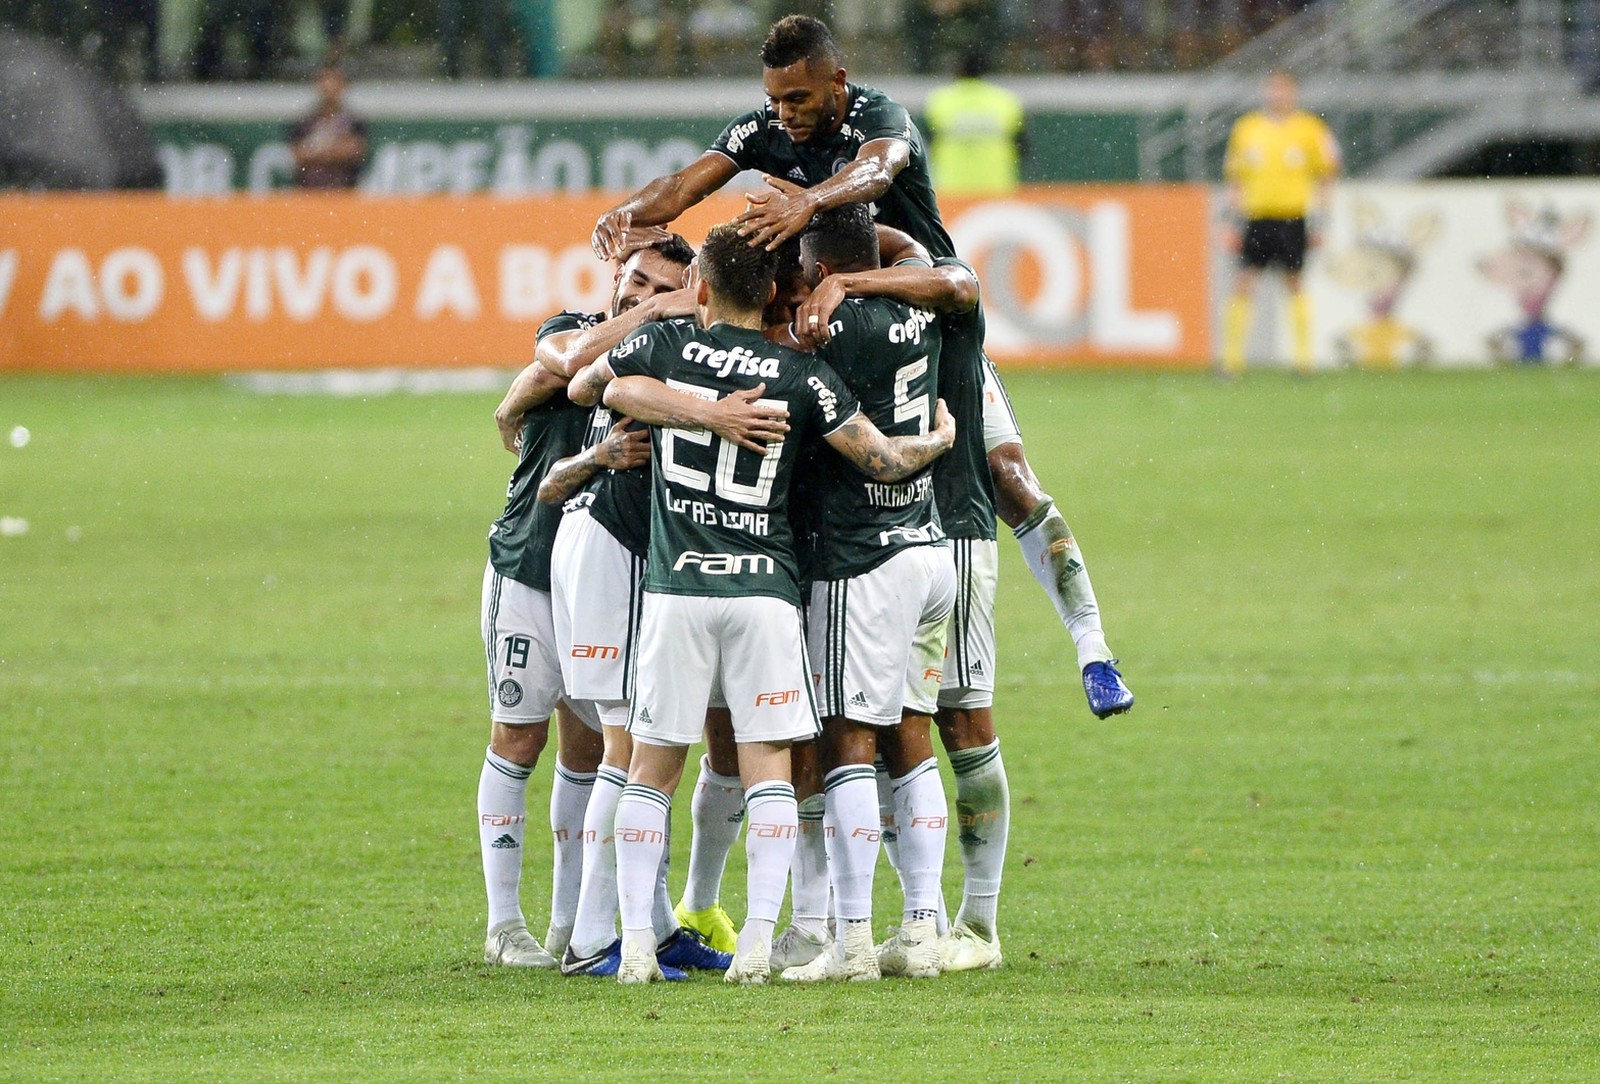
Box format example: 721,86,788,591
806,295,945,581
487,311,601,590
711,84,954,259
605,319,860,606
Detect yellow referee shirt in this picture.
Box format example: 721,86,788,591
926,78,1025,196
1224,109,1339,220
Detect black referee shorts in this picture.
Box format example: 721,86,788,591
1241,217,1308,273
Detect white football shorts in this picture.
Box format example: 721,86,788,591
481,562,598,730
808,545,957,726
630,591,821,747
550,504,644,718
981,354,1023,453
939,538,999,710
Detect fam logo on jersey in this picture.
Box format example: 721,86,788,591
806,375,840,422
725,119,760,155
682,341,782,379
673,550,777,575
496,678,524,707
611,333,647,361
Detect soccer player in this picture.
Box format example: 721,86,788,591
589,13,1132,724
774,205,957,982
478,304,610,970
498,233,780,977
1221,69,1341,376
567,223,955,984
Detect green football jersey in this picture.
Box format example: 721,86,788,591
712,84,954,259
809,295,945,580
605,320,860,606
931,257,999,542
487,311,601,590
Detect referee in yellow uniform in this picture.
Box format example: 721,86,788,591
1221,70,1340,375
925,49,1026,196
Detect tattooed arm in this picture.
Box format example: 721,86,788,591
536,418,650,505
823,399,954,483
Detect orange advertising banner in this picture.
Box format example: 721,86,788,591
0,186,1210,373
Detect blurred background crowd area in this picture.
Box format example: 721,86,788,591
9,0,1369,83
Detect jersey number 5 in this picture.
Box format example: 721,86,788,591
893,358,931,435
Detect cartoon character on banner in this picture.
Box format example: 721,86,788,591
1327,199,1439,369
1478,200,1590,365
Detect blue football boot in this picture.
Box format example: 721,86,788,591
657,927,733,972
1082,659,1134,719
561,938,687,980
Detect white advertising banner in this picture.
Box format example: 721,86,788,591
1305,180,1600,368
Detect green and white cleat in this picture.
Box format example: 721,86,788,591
484,920,557,968
769,923,832,971
674,899,738,954
782,922,879,983
937,920,1002,972
876,918,941,978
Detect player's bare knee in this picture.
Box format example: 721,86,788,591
600,724,632,770
490,720,548,767
822,717,877,768
554,704,604,773
936,706,995,751
884,712,934,775
790,740,822,799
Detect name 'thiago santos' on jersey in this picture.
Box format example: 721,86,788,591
806,295,944,581
604,319,860,606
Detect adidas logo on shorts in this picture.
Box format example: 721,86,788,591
848,691,869,708
637,707,653,725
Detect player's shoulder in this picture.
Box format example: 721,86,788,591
846,83,909,125
537,309,605,339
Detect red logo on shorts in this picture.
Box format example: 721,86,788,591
755,689,799,706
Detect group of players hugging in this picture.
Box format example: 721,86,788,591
474,15,1134,985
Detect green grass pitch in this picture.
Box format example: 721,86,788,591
2,369,1597,1081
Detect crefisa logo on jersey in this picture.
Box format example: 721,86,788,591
889,307,934,345
497,678,524,707
806,375,839,422
681,341,782,380
725,119,760,155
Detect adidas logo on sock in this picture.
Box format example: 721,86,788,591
490,833,519,849
848,691,869,708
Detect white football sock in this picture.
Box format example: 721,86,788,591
875,758,902,875
548,761,595,937
1014,499,1112,668
568,764,626,957
821,765,881,924
948,740,1008,938
789,792,830,937
682,755,744,912
892,758,948,925
478,747,532,931
743,781,798,929
653,819,677,943
615,783,671,952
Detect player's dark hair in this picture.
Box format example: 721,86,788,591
701,224,779,312
647,232,696,269
800,204,879,276
761,15,842,71
959,49,990,79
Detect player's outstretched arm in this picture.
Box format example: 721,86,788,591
536,418,651,505
604,378,790,454
825,399,954,483
794,263,977,349
536,289,696,380
592,153,740,260
734,140,911,251
494,360,569,453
